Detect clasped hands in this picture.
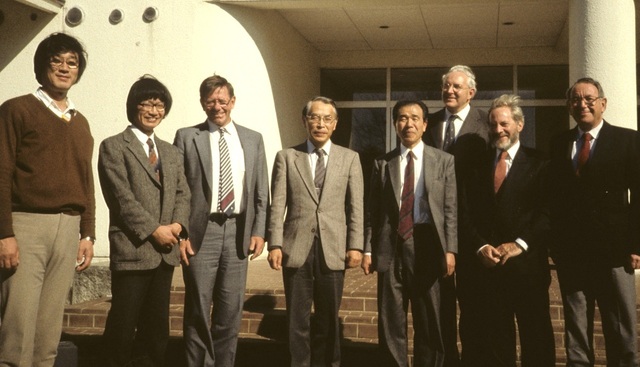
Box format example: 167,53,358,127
478,242,522,268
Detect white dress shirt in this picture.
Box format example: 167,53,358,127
209,121,246,214
571,120,603,170
399,141,432,224
307,139,332,180
442,103,471,142
129,126,158,160
33,87,76,122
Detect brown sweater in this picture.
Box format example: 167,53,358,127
0,94,95,239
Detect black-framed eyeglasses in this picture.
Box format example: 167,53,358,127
570,96,602,106
138,102,166,112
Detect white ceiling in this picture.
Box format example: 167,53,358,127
214,0,572,51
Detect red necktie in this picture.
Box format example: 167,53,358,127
576,133,592,176
147,138,160,180
398,152,414,241
494,150,508,193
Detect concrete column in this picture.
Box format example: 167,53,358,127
569,0,637,130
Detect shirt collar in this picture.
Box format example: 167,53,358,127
208,120,237,136
33,87,76,119
129,125,155,145
307,139,332,155
400,140,424,160
445,103,471,122
495,140,520,160
577,120,604,140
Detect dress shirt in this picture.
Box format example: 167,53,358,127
33,87,76,122
209,121,246,215
307,139,332,181
129,126,158,159
442,103,471,142
571,120,603,170
399,141,432,224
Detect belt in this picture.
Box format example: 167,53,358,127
209,212,240,225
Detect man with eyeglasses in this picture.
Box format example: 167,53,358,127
174,75,269,367
549,78,640,367
267,96,364,367
423,65,490,366
0,33,95,367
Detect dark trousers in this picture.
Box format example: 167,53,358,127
283,238,344,367
102,261,174,367
439,275,460,367
378,224,444,367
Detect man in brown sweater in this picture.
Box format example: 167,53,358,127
0,33,95,367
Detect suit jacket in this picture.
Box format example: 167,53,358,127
173,121,269,256
98,127,191,271
464,145,550,280
364,144,458,274
267,142,364,271
549,121,640,267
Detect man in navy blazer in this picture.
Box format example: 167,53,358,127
550,78,640,367
173,75,269,367
464,94,554,366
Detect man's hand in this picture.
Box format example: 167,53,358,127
151,225,179,250
346,250,362,269
268,248,283,270
478,245,501,268
76,238,94,272
0,237,19,270
249,236,265,260
630,254,640,270
361,254,373,275
496,242,523,265
180,239,195,266
443,252,455,277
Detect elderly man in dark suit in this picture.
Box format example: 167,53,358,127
363,100,457,367
423,65,490,366
99,76,191,367
550,78,640,367
173,75,269,367
267,96,364,367
464,94,554,367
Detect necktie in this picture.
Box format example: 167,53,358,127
576,132,593,176
147,138,160,180
218,128,235,215
398,151,414,241
494,150,508,193
314,148,326,196
442,114,458,152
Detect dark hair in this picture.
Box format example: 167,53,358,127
302,96,338,119
34,33,87,85
199,74,234,100
566,77,606,99
126,75,173,123
392,100,429,122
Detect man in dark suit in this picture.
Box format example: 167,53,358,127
173,75,269,367
423,65,489,366
550,78,640,367
363,100,457,367
99,76,191,367
464,94,554,366
267,96,364,367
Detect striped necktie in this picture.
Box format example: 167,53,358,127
218,128,235,215
314,148,326,196
443,114,458,152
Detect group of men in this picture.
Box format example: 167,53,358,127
0,32,638,367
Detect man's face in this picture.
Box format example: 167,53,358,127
134,98,166,136
304,101,337,148
489,106,522,151
395,104,427,149
201,86,236,127
442,71,476,114
41,51,79,96
568,82,607,132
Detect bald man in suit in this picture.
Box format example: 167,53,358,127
268,96,364,367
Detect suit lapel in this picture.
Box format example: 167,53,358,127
458,107,479,136
429,110,445,149
194,123,213,192
323,146,344,201
236,123,252,202
124,128,161,187
388,148,402,205
293,144,318,203
422,146,437,200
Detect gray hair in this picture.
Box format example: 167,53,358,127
442,65,477,90
489,94,524,124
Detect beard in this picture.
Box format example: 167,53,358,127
492,132,518,150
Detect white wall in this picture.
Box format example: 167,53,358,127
0,0,318,259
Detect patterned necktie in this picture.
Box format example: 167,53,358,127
147,138,160,180
218,128,235,215
442,114,458,152
576,132,593,176
398,151,414,241
314,148,326,196
494,150,508,193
